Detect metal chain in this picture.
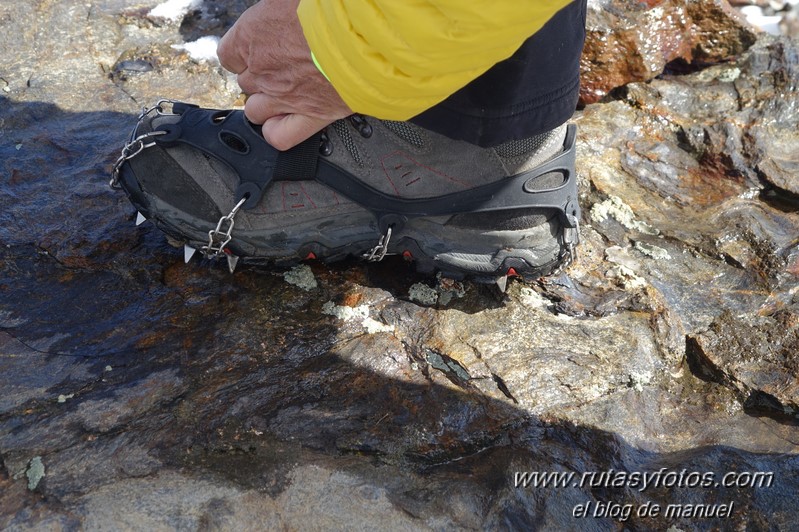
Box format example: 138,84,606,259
109,100,177,188
202,197,248,259
362,226,393,262
550,221,580,277
109,130,167,188
149,99,177,117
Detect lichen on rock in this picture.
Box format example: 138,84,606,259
282,264,318,291
26,457,45,491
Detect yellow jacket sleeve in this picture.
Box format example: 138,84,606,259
297,0,573,120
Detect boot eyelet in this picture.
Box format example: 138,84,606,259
319,131,333,156
349,115,373,138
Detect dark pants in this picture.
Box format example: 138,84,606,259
410,0,587,147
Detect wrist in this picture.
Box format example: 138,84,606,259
310,50,330,82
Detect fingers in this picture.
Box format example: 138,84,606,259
218,1,270,75
262,114,330,151
246,94,328,150
243,93,279,125
217,25,247,74
234,69,259,97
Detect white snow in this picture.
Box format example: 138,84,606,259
172,36,220,63
149,0,202,22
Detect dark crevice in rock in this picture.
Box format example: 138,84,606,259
685,335,735,385
424,349,472,388
716,250,747,272
404,433,511,468
758,185,799,214
674,122,708,158
662,56,735,76
491,374,518,404
743,391,799,426
0,451,10,479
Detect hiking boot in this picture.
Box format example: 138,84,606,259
111,100,580,284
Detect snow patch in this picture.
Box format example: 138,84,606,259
172,36,220,64
149,0,202,22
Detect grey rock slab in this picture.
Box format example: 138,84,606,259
0,333,93,414
429,288,673,417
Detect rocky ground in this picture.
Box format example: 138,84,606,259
1,0,798,530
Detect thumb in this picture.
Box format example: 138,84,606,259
262,114,329,151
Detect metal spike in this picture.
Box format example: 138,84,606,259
184,245,196,263
135,211,147,226
496,274,508,293
226,253,239,274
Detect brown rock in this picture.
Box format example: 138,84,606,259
686,0,757,62
580,0,757,104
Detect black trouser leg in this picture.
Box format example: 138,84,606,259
410,0,587,147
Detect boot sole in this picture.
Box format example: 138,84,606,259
121,163,568,280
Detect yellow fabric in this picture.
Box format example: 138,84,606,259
297,0,573,120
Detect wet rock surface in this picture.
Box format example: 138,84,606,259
688,311,799,415
580,0,757,104
2,0,798,530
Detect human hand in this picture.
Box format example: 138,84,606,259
217,0,352,150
